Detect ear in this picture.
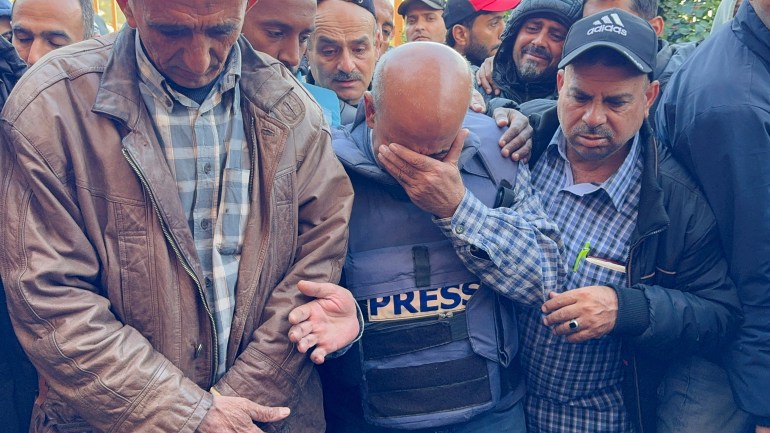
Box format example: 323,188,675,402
364,91,377,129
648,16,664,37
115,0,138,28
644,79,660,117
452,25,469,47
556,68,565,94
374,29,382,60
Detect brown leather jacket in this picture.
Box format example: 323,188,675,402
0,28,353,433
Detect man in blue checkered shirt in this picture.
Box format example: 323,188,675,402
515,9,741,433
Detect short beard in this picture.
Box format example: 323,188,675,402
517,44,555,82
464,37,496,67
517,59,547,81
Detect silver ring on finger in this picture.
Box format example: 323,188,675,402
568,319,580,331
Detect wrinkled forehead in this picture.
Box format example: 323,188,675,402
315,2,377,40
134,0,251,18
246,0,316,28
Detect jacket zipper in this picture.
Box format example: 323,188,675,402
624,226,665,433
122,148,219,387
249,116,257,198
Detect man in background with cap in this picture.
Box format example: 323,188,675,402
444,0,520,66
476,0,582,113
400,0,448,42
516,9,740,433
307,0,380,124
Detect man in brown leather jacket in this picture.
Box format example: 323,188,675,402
0,0,355,432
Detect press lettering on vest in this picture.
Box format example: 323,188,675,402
368,283,480,322
394,292,418,315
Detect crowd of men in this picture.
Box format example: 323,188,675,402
0,0,768,432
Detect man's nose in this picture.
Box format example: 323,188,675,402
183,35,213,75
582,101,607,127
26,39,49,66
278,41,301,71
337,49,356,73
531,29,548,47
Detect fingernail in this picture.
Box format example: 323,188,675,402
279,407,291,417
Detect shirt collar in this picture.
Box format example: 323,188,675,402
546,126,642,211
135,32,242,108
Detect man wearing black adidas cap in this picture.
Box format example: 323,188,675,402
444,0,520,66
399,0,448,42
514,8,740,433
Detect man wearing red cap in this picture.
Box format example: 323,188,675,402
0,0,358,432
444,0,520,66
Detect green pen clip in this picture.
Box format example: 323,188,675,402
573,241,591,272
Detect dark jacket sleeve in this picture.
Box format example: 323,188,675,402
665,104,770,423
612,187,741,358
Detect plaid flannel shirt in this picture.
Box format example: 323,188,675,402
136,38,248,379
435,163,565,307
521,127,643,433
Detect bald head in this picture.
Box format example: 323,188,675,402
366,42,472,158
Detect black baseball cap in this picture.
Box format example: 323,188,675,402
349,0,377,18
558,8,657,74
398,0,446,16
443,0,521,28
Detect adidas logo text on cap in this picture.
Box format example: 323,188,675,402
587,13,627,36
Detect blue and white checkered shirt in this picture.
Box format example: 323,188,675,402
136,37,249,379
522,127,642,433
436,163,565,307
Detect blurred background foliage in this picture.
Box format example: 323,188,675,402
660,0,724,43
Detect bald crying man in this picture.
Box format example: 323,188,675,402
320,42,562,433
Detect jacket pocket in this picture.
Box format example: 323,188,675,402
264,170,296,286
114,201,158,345
215,168,251,256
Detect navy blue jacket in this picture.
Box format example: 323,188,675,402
656,0,770,426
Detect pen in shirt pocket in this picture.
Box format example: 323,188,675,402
572,241,591,272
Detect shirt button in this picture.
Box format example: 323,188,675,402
204,276,213,289
203,162,212,174
454,225,465,234
201,219,210,230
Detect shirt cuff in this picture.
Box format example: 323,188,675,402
435,190,490,247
